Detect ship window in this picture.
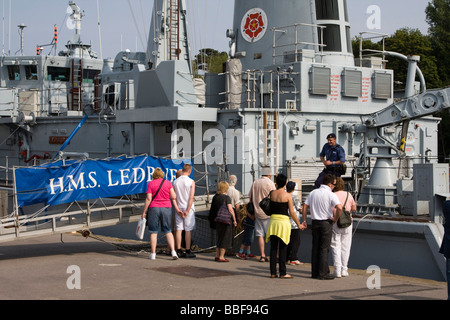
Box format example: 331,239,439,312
25,65,38,80
7,65,21,81
343,0,349,22
318,24,341,52
346,26,353,53
47,67,70,82
82,69,101,83
315,0,340,20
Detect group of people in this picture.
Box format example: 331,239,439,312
140,133,356,281
242,133,354,279
139,133,450,297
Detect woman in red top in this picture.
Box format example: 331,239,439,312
142,168,182,260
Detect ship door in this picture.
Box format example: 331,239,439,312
102,83,121,114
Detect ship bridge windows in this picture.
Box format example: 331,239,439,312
82,69,101,83
315,0,340,20
346,26,353,53
318,24,341,52
343,0,349,22
47,66,70,82
25,65,38,80
7,65,21,81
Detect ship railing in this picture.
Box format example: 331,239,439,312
219,69,300,110
0,81,135,117
357,31,389,69
0,195,145,243
272,23,326,65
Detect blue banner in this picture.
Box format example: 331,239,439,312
15,155,192,207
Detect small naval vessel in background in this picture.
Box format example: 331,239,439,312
0,1,449,282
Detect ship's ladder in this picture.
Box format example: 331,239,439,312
169,0,181,60
263,110,279,172
71,58,83,111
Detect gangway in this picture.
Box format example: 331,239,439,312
0,196,143,243
0,195,211,243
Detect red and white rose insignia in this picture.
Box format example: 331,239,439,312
241,8,268,43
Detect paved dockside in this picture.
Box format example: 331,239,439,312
0,233,447,304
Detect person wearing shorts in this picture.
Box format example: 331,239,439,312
173,164,196,258
142,168,182,260
248,166,276,262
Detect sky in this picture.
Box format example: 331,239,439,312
0,0,431,60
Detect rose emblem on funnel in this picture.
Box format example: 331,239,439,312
241,8,268,43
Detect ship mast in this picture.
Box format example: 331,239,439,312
148,0,191,70
63,1,96,59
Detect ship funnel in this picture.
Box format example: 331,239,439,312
228,0,354,70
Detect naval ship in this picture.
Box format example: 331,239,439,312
0,1,449,282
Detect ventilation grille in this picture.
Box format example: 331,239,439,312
342,69,362,98
373,72,392,99
310,66,331,96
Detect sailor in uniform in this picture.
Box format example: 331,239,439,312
314,133,346,189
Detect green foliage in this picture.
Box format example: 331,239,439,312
426,0,450,161
426,0,450,86
384,28,441,90
192,48,228,76
352,28,441,91
352,2,450,160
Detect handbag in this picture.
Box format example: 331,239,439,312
214,201,232,225
136,217,147,240
259,191,273,216
337,192,352,228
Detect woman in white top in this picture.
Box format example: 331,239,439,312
331,177,356,278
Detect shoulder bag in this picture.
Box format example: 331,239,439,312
259,190,273,216
337,192,352,228
214,201,232,225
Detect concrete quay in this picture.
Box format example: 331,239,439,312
0,233,447,305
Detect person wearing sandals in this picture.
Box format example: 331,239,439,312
248,166,276,262
208,181,238,262
286,181,304,266
265,174,306,278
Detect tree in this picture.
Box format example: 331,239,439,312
352,28,441,91
426,0,450,161
352,27,446,160
426,0,450,86
384,28,441,91
192,48,228,76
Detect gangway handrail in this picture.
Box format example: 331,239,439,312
0,200,144,243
